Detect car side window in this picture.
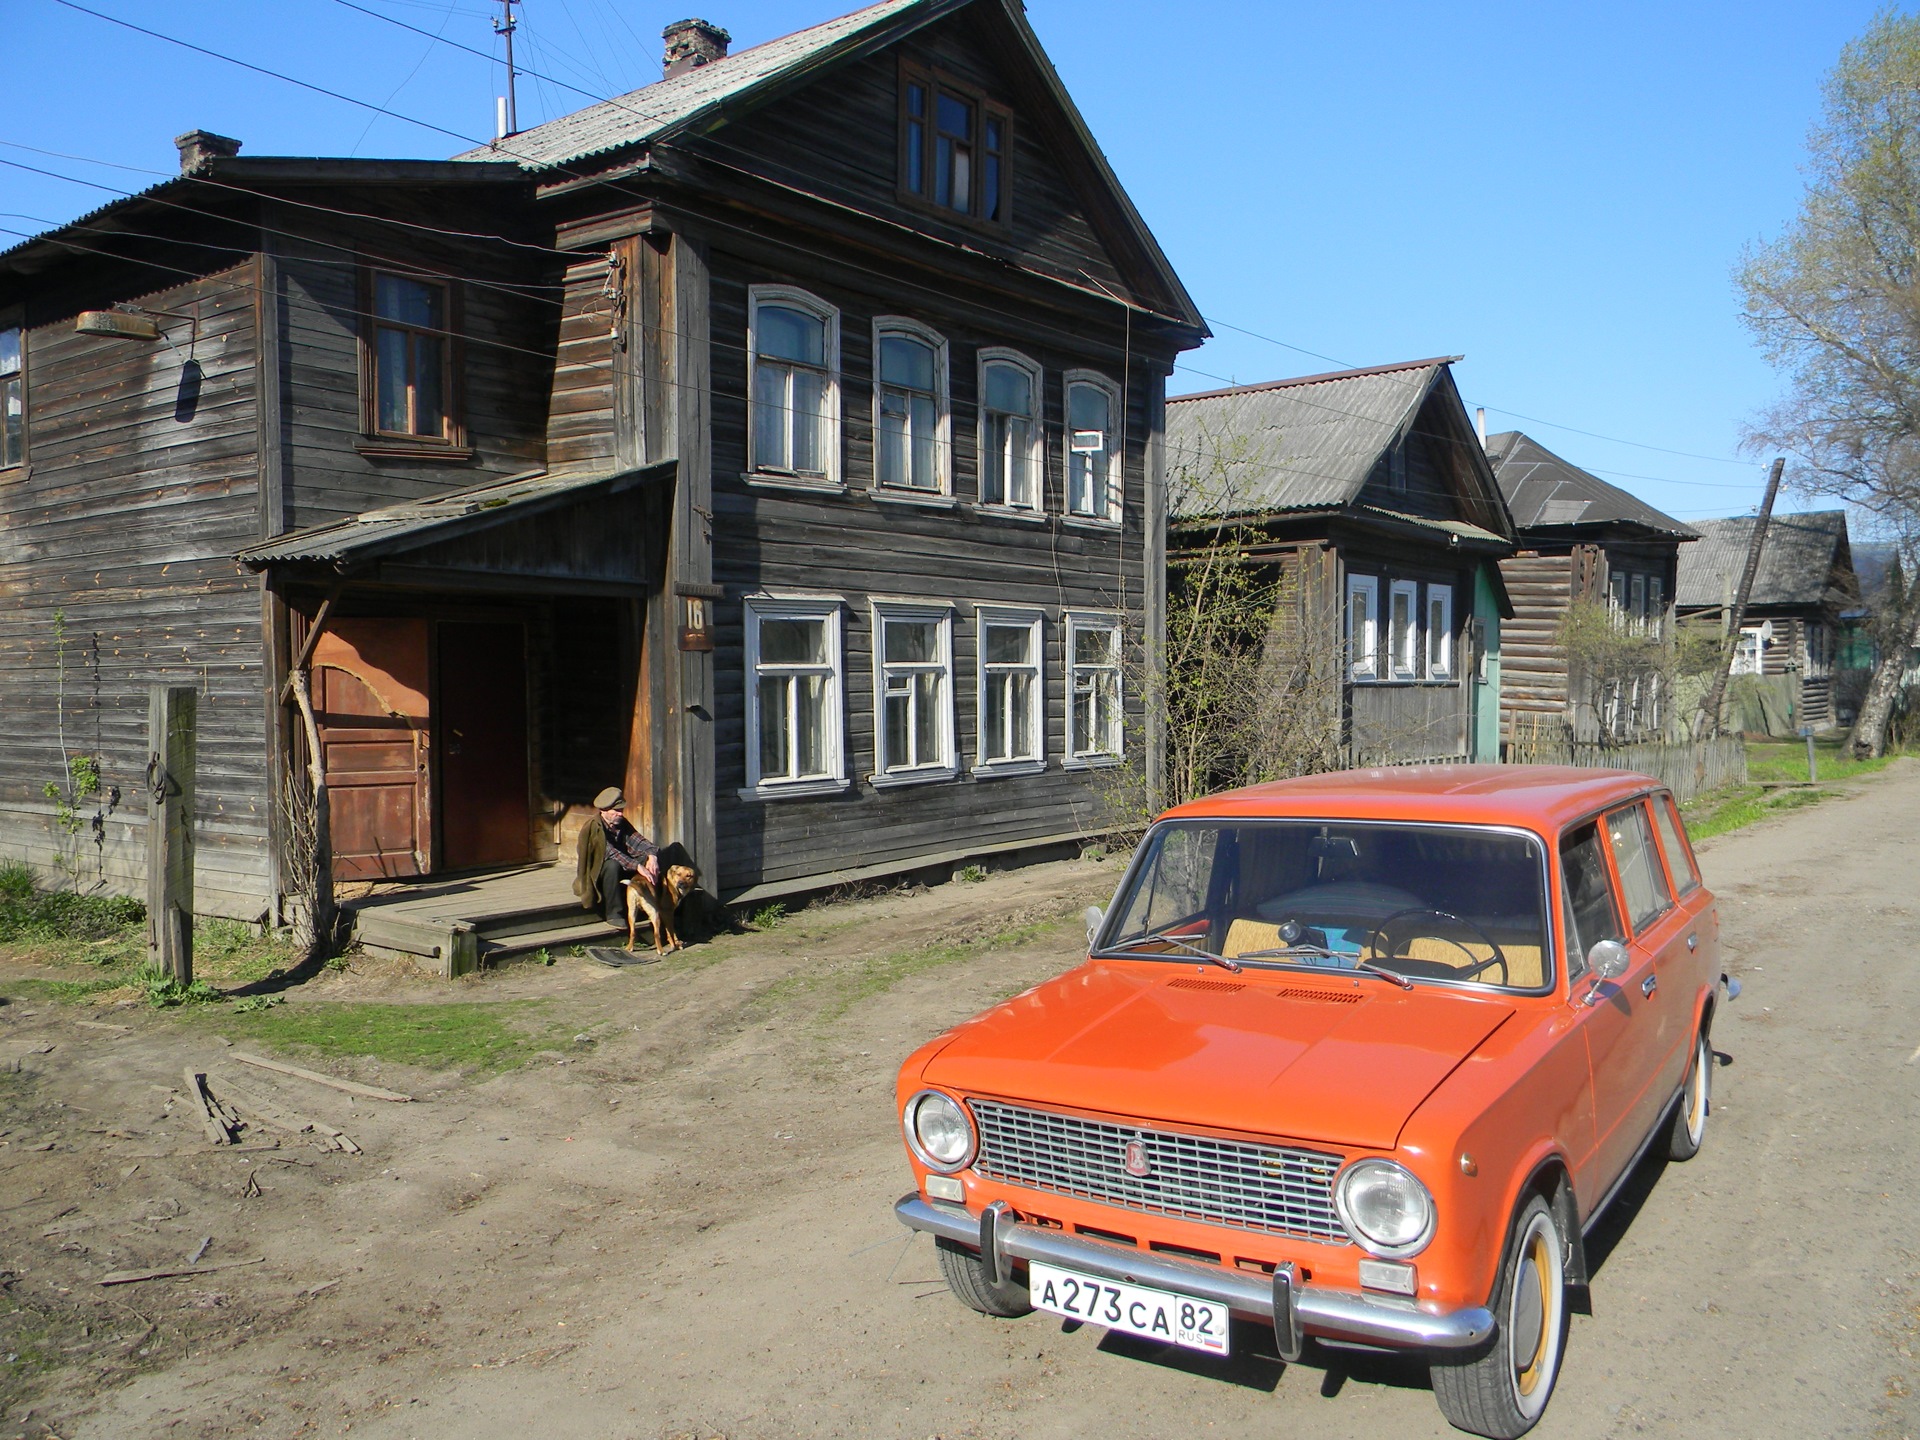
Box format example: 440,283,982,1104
1650,792,1701,896
1114,825,1219,940
1606,801,1672,934
1559,821,1622,980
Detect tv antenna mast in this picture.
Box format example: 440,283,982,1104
494,0,521,141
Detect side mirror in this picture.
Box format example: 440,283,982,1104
1084,905,1106,949
1581,939,1630,1003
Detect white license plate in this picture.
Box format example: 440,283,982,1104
1027,1260,1230,1355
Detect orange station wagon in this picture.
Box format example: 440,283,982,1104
894,766,1733,1438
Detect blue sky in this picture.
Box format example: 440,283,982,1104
2,0,1887,522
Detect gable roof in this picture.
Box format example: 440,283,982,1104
1674,510,1855,610
1484,431,1695,540
451,0,1202,331
1165,357,1506,526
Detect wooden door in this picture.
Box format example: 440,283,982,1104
313,620,431,880
438,621,530,871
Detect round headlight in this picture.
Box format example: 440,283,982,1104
1334,1159,1435,1257
905,1090,976,1172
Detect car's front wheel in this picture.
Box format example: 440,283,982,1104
1431,1193,1568,1439
1666,1026,1711,1161
934,1236,1033,1318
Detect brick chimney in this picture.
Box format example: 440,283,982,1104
662,18,730,78
174,130,242,175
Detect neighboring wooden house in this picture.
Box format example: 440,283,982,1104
1483,430,1696,744
1675,510,1864,730
0,0,1206,939
1165,358,1516,765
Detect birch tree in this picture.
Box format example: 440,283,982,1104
1738,12,1920,756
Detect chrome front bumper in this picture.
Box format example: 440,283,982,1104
895,1194,1494,1355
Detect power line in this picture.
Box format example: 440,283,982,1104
1470,404,1753,468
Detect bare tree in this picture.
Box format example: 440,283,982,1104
1738,12,1920,756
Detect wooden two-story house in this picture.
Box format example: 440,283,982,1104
1165,358,1516,766
0,0,1206,948
1484,430,1697,745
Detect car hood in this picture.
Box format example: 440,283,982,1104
921,962,1514,1151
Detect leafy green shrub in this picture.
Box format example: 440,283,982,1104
956,864,988,883
0,888,144,944
141,965,223,1008
747,902,787,931
0,861,35,902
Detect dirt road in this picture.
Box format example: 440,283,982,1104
3,763,1917,1439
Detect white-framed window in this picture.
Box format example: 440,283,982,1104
1425,583,1454,681
743,595,847,799
978,348,1042,511
1733,626,1765,675
1,323,25,471
749,286,839,485
870,600,956,786
1064,612,1123,766
1065,372,1120,522
1647,575,1664,641
1388,579,1420,681
1347,574,1379,682
974,606,1045,776
873,318,947,494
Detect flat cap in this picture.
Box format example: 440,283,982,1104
592,787,625,810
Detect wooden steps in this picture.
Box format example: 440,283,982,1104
342,865,628,976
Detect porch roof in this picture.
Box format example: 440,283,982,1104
236,462,671,572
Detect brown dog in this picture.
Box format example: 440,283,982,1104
623,862,698,955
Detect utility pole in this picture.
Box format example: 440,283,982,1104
1697,456,1786,738
494,0,520,140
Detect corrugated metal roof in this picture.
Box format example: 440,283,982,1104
452,0,929,170
236,465,661,568
1483,430,1695,539
1165,359,1452,518
1674,510,1851,610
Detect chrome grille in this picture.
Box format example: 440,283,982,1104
969,1100,1348,1244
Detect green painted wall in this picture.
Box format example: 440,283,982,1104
1473,564,1503,762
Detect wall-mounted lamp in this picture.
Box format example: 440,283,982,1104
73,305,199,356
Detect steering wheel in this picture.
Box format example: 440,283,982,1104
1364,907,1509,985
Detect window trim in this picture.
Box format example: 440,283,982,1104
1063,610,1124,769
741,593,849,801
976,347,1045,513
0,313,26,476
870,316,949,496
1387,579,1421,681
359,265,465,451
1425,583,1454,681
747,284,842,490
897,58,1014,230
869,598,958,788
973,604,1046,778
1347,574,1380,681
1064,369,1122,525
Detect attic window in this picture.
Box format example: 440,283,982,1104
900,61,1010,226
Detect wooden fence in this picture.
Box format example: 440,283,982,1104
1506,716,1747,804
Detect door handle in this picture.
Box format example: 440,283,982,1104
1686,933,1697,951
1641,974,1658,998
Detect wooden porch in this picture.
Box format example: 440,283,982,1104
342,863,620,977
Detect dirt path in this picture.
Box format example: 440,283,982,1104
3,766,1917,1439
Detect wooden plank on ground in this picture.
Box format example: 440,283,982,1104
99,1257,264,1287
228,1051,412,1103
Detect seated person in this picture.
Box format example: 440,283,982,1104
572,786,661,925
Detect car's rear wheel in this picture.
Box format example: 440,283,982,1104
1666,1026,1711,1161
1431,1193,1567,1439
934,1236,1033,1318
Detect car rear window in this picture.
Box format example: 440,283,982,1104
1650,792,1701,895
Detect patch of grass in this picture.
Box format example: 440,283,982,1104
27,973,135,1003
0,859,34,902
746,902,787,931
1746,737,1897,786
141,967,224,1008
0,888,144,945
1684,782,1832,841
760,915,1070,1025
210,999,558,1072
955,864,988,884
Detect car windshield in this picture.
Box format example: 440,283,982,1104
1098,819,1552,992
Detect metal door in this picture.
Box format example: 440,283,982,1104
313,619,431,880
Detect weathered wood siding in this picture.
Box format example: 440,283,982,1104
0,266,270,915
702,247,1153,894
1498,549,1574,741
684,7,1136,305
547,256,617,474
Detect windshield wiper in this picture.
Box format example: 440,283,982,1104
1102,933,1243,974
1233,944,1415,990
